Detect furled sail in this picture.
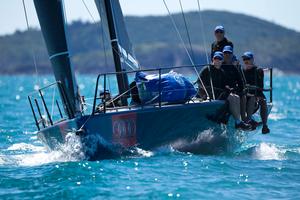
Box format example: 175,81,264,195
95,0,139,71
33,0,81,118
95,0,140,105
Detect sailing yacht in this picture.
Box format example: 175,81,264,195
27,0,273,160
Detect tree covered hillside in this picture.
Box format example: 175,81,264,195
0,10,299,74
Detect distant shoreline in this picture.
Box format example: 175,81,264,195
1,11,300,75
0,68,294,76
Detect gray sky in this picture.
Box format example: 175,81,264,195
0,0,299,36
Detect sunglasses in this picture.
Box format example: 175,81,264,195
213,57,223,61
243,58,251,61
215,30,224,34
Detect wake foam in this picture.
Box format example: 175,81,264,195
238,142,288,160
0,155,4,165
1,131,157,165
251,143,285,160
172,127,246,155
1,132,85,167
133,148,154,157
7,143,44,152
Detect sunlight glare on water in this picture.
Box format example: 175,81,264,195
0,75,300,199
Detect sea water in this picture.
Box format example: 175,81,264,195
0,74,300,199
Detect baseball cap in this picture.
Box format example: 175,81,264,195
242,51,254,60
232,55,238,62
215,25,225,32
223,45,233,53
213,51,224,60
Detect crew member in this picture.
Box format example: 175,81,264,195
242,52,270,134
222,46,244,95
211,25,234,60
221,46,248,123
198,51,251,130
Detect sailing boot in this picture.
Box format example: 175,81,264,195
262,125,270,134
235,121,252,131
247,119,261,129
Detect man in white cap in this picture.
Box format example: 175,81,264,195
211,25,234,60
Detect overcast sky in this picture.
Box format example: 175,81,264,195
0,0,299,35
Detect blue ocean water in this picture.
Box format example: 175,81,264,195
0,74,300,199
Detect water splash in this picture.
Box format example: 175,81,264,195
0,155,4,165
172,127,245,155
268,113,286,121
128,147,154,158
1,132,85,167
250,143,285,160
7,143,44,152
82,132,156,159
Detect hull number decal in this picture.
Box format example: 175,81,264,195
112,113,137,147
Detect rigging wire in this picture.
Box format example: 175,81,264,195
96,1,109,69
83,0,139,71
85,0,136,70
22,0,40,88
196,0,216,100
61,0,83,115
61,0,73,59
178,0,195,62
196,0,210,64
22,0,51,122
110,3,138,71
81,0,112,94
82,0,97,22
81,0,109,76
162,0,210,99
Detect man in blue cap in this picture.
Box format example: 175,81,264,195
242,52,270,134
198,51,251,130
198,51,226,100
211,25,234,60
222,46,250,130
222,46,245,97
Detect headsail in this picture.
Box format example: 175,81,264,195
33,0,81,118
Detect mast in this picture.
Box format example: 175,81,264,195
33,0,81,118
95,0,137,106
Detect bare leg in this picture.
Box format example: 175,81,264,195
227,94,241,121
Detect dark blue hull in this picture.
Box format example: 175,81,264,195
38,100,226,159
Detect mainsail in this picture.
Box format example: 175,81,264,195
95,0,139,105
33,0,81,118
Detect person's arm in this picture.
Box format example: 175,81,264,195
235,67,245,93
199,67,209,86
211,43,215,61
257,68,264,90
220,70,230,92
198,67,209,99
